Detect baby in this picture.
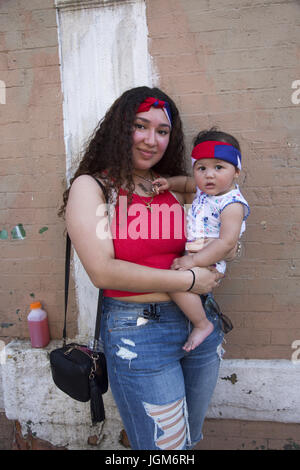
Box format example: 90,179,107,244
154,129,250,351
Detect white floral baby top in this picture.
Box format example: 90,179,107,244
186,185,250,242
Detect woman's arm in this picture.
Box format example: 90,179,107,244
172,203,244,270
65,175,222,294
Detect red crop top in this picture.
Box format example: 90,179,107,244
104,189,187,297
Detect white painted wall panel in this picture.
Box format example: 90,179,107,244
56,0,154,339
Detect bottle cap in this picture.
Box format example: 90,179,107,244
30,301,42,309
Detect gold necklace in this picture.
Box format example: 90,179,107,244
133,171,156,196
133,171,154,183
133,192,156,211
132,171,157,210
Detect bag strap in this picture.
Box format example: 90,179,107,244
63,176,107,349
63,233,71,344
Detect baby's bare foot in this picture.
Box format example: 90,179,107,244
183,320,214,352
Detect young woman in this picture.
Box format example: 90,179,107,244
60,87,225,450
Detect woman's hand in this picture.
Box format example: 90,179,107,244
188,267,224,295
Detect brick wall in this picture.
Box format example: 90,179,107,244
1,0,300,451
196,418,300,450
0,0,77,346
146,0,300,360
2,0,298,357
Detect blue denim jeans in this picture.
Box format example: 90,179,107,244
100,295,224,450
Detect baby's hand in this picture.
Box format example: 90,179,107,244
152,177,169,194
171,254,196,270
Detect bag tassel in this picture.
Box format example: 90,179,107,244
90,377,105,425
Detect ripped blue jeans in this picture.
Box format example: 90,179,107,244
100,295,224,450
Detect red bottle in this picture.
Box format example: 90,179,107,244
27,301,50,348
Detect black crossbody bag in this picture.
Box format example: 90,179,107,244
50,179,108,425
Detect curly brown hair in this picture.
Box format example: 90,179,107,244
58,86,187,217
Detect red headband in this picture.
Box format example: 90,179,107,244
191,140,242,169
137,97,172,126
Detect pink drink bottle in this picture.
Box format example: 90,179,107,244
27,302,50,348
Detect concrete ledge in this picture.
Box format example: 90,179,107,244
1,340,124,450
207,358,300,423
1,340,300,450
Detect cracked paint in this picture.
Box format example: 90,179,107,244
221,373,238,384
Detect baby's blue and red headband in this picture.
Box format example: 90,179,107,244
137,97,172,127
191,140,242,170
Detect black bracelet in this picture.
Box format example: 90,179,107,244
186,269,195,291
